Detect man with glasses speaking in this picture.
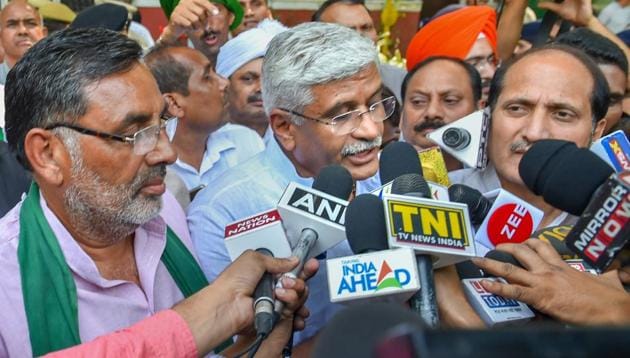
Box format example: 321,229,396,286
0,28,311,357
188,22,394,353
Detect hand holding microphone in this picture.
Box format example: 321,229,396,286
471,239,630,326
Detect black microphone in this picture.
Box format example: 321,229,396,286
253,248,275,337
448,184,493,228
345,194,389,254
313,164,355,200
379,141,423,184
519,139,614,216
390,173,439,328
519,139,628,271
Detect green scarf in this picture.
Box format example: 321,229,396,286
17,183,224,356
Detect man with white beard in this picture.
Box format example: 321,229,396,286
0,27,312,357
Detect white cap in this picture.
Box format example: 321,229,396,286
216,19,287,78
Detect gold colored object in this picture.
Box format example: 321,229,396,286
377,0,406,68
418,147,450,187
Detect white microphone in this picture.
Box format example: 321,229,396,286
326,194,420,304
224,209,292,261
470,189,544,256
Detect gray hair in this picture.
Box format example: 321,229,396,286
262,22,379,123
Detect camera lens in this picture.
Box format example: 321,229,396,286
442,128,471,150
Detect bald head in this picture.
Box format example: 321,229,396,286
0,1,45,67
488,45,610,124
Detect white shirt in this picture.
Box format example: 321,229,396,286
166,120,264,191
598,1,630,33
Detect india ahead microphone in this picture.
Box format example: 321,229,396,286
326,194,420,303
520,139,628,272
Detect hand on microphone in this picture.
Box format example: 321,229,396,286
193,250,318,356
472,239,630,326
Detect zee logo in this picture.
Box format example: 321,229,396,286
487,204,534,246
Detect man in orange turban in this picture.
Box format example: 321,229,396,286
406,6,497,102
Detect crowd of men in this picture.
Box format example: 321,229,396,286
0,0,629,356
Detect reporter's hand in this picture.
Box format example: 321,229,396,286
254,258,319,356
159,0,219,43
434,265,485,328
538,0,593,27
472,239,630,325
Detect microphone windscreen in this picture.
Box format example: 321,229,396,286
519,139,614,215
379,141,423,184
390,173,432,198
313,303,425,358
484,250,524,269
313,164,354,200
448,184,492,226
345,194,388,254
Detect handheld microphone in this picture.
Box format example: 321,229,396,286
253,248,275,337
224,209,292,261
460,250,534,326
519,139,628,272
379,141,423,184
590,130,630,173
326,194,421,303
448,184,492,228
274,164,354,315
383,174,477,268
375,141,449,200
472,189,544,256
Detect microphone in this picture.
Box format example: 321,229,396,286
379,141,423,184
385,174,476,327
224,209,292,261
519,139,628,272
376,141,449,201
450,184,544,256
460,250,534,326
590,130,630,173
383,174,477,268
448,184,492,228
426,109,490,169
274,164,354,314
327,194,421,303
253,248,275,337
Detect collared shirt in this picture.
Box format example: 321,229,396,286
262,125,274,147
448,162,502,194
187,138,381,345
0,190,194,357
166,120,264,191
0,62,9,85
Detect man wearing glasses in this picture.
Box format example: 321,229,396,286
188,22,392,354
0,28,311,357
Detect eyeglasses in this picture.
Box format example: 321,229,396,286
465,53,497,71
279,96,397,136
45,117,173,156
